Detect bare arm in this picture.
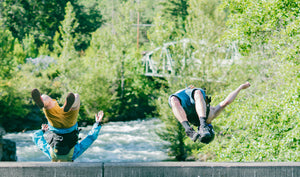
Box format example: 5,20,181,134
207,82,251,123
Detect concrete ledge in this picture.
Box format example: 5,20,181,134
105,162,300,177
0,162,103,177
0,162,299,177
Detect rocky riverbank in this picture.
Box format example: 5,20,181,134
0,126,16,161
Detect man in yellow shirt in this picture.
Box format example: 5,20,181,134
31,88,80,129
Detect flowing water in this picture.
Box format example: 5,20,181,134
3,118,169,162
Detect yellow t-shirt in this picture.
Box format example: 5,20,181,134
43,100,79,129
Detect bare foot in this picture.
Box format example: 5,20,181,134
240,82,251,89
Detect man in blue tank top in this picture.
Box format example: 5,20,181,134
169,82,251,144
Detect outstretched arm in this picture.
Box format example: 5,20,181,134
219,82,251,107
72,111,104,161
32,124,51,159
207,82,251,123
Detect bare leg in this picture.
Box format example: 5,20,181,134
194,90,211,138
41,94,56,110
207,82,251,124
41,92,79,111
170,96,188,123
31,89,56,123
194,90,206,118
32,88,56,109
170,96,199,142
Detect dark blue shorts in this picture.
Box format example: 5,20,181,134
169,88,206,126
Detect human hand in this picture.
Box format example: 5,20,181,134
240,82,251,89
188,85,195,89
41,124,48,131
95,111,104,123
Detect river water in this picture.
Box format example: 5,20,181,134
3,118,169,162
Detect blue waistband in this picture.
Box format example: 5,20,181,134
48,123,78,134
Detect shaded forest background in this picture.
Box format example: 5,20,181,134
0,0,299,162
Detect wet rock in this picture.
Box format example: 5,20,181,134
0,126,17,161
0,139,17,161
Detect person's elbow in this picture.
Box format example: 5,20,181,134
88,130,100,141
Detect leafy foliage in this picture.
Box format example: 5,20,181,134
0,0,299,163
150,0,299,162
197,62,299,162
160,0,189,37
81,1,157,121
0,21,16,79
222,0,300,55
0,0,103,50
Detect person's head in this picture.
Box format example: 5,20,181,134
199,133,215,144
199,124,215,144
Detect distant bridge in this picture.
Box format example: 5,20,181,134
141,38,240,82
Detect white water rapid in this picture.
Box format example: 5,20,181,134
3,118,169,162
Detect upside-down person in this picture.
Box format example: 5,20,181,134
32,111,104,162
169,82,251,144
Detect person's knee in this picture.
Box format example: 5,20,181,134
194,90,204,100
41,94,53,108
170,96,181,107
41,94,52,105
41,94,50,101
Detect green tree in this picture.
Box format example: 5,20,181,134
160,0,189,39
0,23,29,132
23,34,38,60
0,21,16,79
59,2,79,62
0,0,103,50
79,0,157,121
184,0,227,81
50,1,80,87
13,40,26,65
52,2,83,101
222,0,300,54
12,34,38,65
148,0,189,46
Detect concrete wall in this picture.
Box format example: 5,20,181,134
0,162,299,177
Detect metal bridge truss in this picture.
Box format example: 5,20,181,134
142,38,240,82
